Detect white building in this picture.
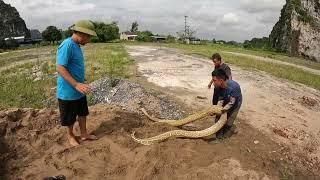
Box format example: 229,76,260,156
120,32,138,41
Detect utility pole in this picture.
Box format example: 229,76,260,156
184,15,190,44
184,16,188,38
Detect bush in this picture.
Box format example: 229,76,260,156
137,31,154,42
5,38,19,49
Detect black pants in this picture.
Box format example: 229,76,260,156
58,96,89,126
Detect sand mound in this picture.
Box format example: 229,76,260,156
0,105,286,180
1,104,317,179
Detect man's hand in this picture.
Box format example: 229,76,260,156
75,83,91,95
221,109,228,114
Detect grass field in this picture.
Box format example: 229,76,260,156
0,43,132,109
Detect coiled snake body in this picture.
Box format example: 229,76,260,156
131,106,226,145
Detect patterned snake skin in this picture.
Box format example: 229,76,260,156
140,106,222,126
132,106,226,145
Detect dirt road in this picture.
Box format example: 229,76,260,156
127,45,320,170
223,51,320,75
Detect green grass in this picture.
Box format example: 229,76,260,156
0,43,132,109
0,46,57,67
162,43,320,90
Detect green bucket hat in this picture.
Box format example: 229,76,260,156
71,20,97,37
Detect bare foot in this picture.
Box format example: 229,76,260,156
68,136,80,147
81,134,98,141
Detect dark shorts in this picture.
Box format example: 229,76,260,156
58,96,89,126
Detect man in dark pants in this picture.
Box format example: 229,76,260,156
212,69,242,139
207,53,232,105
56,20,98,146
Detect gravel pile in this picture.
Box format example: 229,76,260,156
90,77,185,119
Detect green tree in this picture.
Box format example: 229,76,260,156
92,21,119,42
243,37,269,49
42,26,62,43
212,38,216,43
137,31,154,42
131,21,139,33
63,27,73,39
166,35,176,43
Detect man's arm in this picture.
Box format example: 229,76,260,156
208,78,214,89
221,96,236,113
56,65,90,95
224,65,232,80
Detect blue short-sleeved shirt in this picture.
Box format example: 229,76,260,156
220,80,242,111
56,38,85,100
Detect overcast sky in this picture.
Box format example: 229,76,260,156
4,0,286,42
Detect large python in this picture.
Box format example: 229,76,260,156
140,106,222,126
132,106,226,145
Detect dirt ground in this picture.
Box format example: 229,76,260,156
1,45,320,180
126,46,320,174
0,105,312,180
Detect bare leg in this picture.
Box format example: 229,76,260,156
67,124,80,146
78,116,98,141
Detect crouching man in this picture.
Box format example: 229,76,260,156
212,69,242,139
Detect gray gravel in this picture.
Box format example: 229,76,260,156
90,77,185,119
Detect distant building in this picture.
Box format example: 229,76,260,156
4,29,43,44
4,36,26,43
190,38,201,44
152,35,167,41
120,32,138,41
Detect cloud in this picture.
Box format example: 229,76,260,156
221,13,240,25
239,0,285,13
3,0,286,42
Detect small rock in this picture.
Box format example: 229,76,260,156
196,96,207,100
0,111,6,118
6,109,22,122
33,77,41,82
254,140,259,144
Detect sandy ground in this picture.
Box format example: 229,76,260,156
1,45,320,179
126,46,320,171
0,105,308,180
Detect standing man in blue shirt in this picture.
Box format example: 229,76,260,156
56,20,98,146
211,69,242,139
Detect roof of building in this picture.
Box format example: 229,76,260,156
122,31,137,35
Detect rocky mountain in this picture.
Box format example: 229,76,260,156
0,0,30,40
269,0,320,62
